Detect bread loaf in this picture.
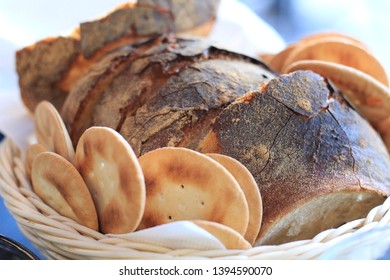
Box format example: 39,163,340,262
16,0,220,113
61,35,275,152
59,35,390,245
199,70,390,244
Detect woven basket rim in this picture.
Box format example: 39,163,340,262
1,137,390,260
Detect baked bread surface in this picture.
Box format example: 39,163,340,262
200,70,390,244
61,35,275,153
16,0,220,113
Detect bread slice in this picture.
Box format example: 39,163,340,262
16,0,221,113
199,70,390,245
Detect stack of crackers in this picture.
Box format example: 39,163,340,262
25,101,263,249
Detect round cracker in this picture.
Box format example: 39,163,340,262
31,152,98,230
297,32,370,51
25,143,47,177
269,32,369,74
192,220,251,250
137,147,249,235
280,37,388,86
268,43,296,73
34,101,75,162
206,153,263,245
75,126,145,234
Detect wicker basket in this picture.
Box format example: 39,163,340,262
1,137,390,260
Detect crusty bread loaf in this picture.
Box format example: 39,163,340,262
16,0,220,113
59,34,390,245
199,70,390,244
61,35,275,152
16,36,79,111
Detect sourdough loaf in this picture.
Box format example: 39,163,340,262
61,35,275,152
16,0,220,113
59,35,390,245
199,70,390,245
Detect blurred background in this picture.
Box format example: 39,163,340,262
242,0,390,73
1,0,390,259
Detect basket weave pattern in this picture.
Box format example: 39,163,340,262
1,138,390,259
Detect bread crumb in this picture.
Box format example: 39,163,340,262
297,98,312,112
359,139,366,148
235,91,258,104
242,144,269,162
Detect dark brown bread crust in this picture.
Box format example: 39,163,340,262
80,0,220,57
200,70,390,244
61,35,275,153
16,0,220,113
16,37,79,111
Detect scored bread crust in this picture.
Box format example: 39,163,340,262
61,35,275,152
16,0,221,113
199,70,390,245
79,0,221,58
16,37,79,111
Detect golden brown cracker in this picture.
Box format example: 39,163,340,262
137,147,249,235
25,143,46,177
75,126,145,234
206,153,263,245
34,101,75,162
192,220,252,250
280,36,388,86
31,151,98,230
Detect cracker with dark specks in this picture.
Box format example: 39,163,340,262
137,147,249,235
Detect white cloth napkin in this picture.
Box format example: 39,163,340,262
107,221,226,250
